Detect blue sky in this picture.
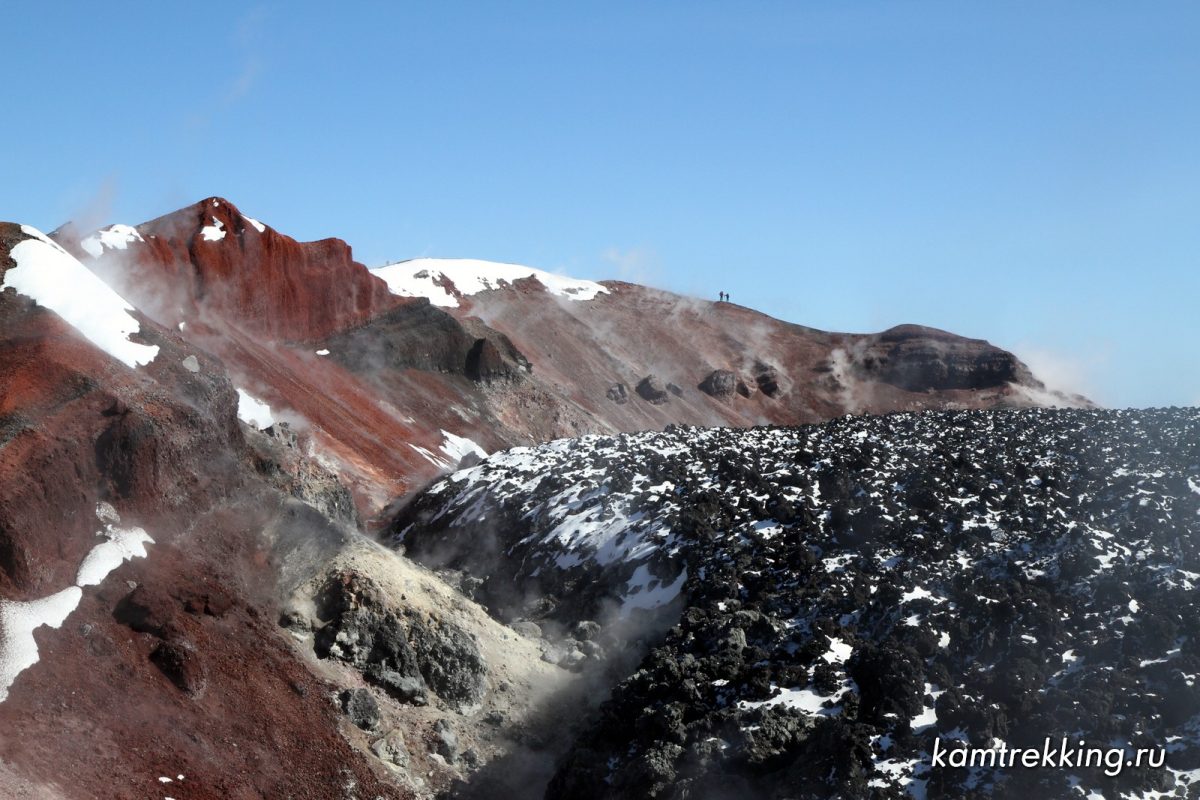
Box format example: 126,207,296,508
3,2,1197,408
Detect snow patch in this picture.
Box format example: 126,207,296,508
622,565,687,617
440,430,488,465
373,258,609,308
76,526,155,587
200,217,225,242
236,388,275,430
0,587,83,702
1,504,154,703
80,224,144,258
242,215,266,234
3,226,159,367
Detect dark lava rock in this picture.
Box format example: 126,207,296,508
314,572,486,710
150,639,207,695
466,336,527,383
114,585,177,636
666,383,683,397
636,375,670,405
340,688,381,731
752,361,781,397
857,324,1034,391
394,407,1200,800
697,369,737,399
606,383,629,404
324,300,529,383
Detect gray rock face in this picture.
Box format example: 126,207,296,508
606,383,629,404
511,620,543,639
340,688,381,731
636,375,670,404
371,729,411,769
857,324,1034,391
698,369,737,399
433,719,459,762
315,572,487,710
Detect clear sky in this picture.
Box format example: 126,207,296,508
3,2,1197,408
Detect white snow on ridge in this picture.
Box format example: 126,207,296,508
440,430,488,465
200,217,225,242
372,258,609,308
80,224,144,258
236,389,275,430
3,227,160,368
242,214,266,234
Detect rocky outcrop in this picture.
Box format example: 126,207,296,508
698,369,738,399
853,324,1035,392
324,298,530,382
0,224,407,799
607,383,629,404
248,422,360,528
310,570,487,711
60,197,399,342
636,375,671,405
752,361,781,397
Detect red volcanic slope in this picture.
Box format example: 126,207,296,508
0,223,407,799
58,200,1082,523
352,270,1082,441
58,200,505,518
63,197,399,342
2,199,1085,799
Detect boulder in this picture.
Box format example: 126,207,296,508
511,620,543,639
371,729,411,769
340,688,381,731
606,383,629,404
433,719,459,762
698,370,737,399
150,639,207,695
753,362,781,397
636,376,670,405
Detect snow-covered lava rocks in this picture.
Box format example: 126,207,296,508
395,408,1200,799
